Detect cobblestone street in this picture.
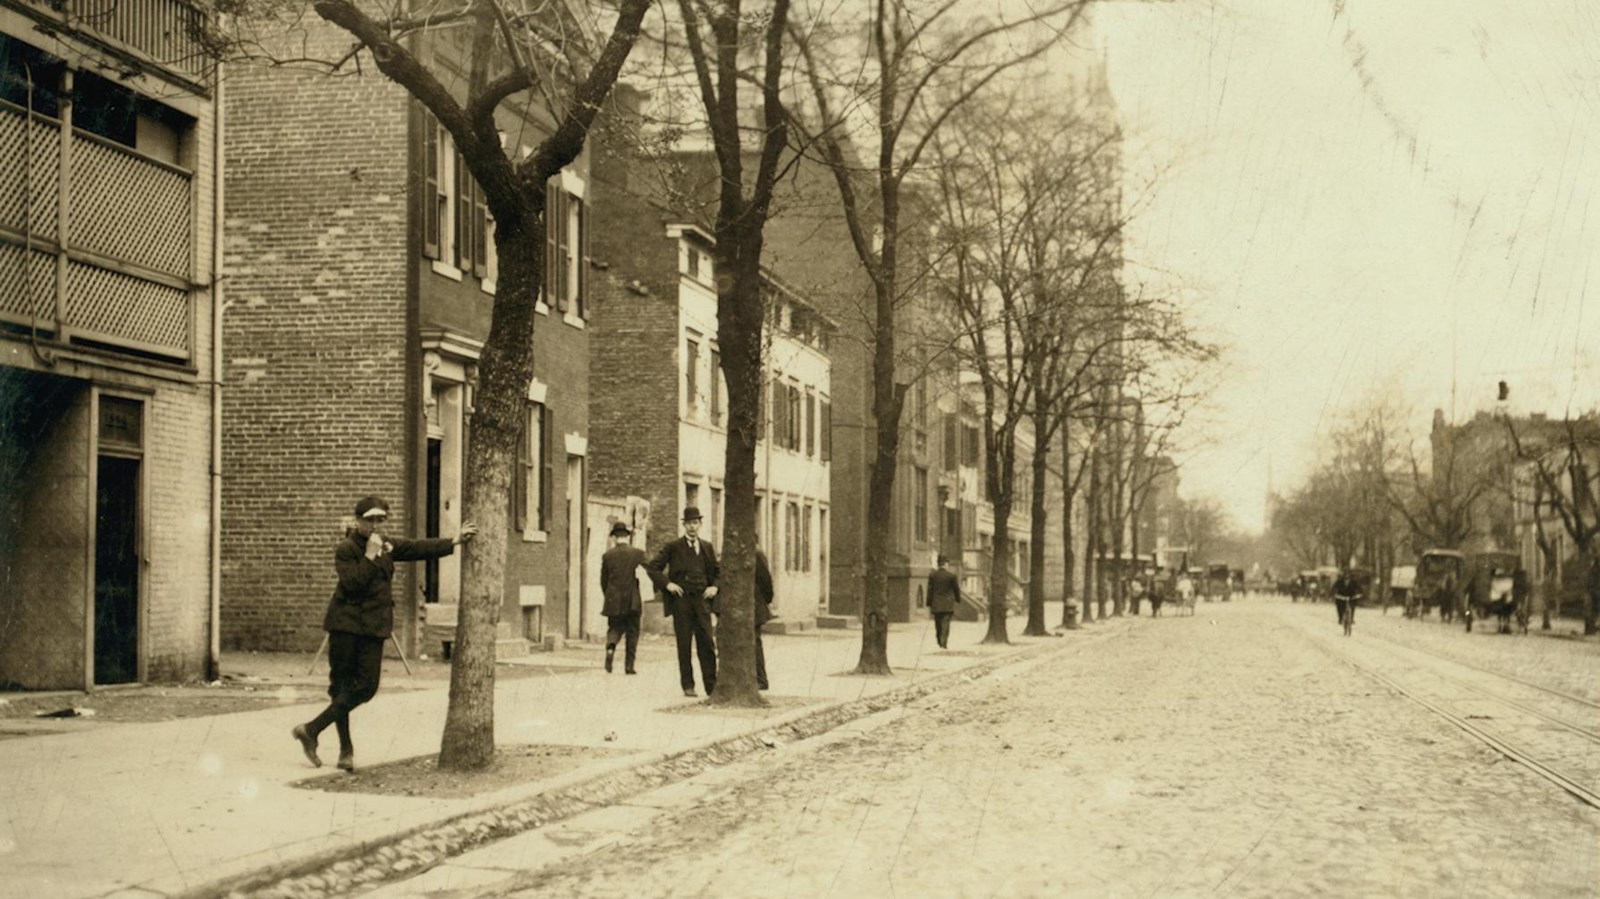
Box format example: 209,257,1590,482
479,599,1599,899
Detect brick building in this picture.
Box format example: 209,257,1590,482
0,0,220,688
221,21,592,656
586,181,834,627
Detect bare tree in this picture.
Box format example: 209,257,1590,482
1505,416,1600,635
666,0,793,705
205,0,653,769
787,0,1090,671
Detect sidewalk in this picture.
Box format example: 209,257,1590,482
0,608,1089,899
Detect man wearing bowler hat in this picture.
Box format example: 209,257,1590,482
927,554,962,649
291,496,475,771
599,521,647,674
647,506,720,697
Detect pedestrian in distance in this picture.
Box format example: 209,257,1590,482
1129,576,1146,616
599,521,647,674
292,496,475,771
1149,570,1167,618
647,506,719,698
754,547,775,691
927,554,962,649
1332,567,1361,636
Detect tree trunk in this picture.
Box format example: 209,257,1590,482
857,328,903,674
1091,441,1109,620
984,499,1013,643
1024,414,1050,636
1082,438,1098,623
1061,421,1079,628
439,219,541,771
708,234,766,706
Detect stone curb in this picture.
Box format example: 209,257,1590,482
194,633,1096,899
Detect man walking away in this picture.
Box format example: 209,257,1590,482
927,554,961,649
647,506,720,697
600,521,646,674
755,548,775,690
293,496,474,771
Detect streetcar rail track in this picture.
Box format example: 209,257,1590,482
1364,628,1600,711
1299,619,1600,810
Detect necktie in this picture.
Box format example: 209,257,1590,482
691,540,700,556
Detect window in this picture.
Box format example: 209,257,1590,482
685,335,701,413
770,373,786,447
544,183,589,316
515,401,552,533
915,467,929,542
962,424,981,467
685,481,700,515
787,385,802,452
770,500,782,565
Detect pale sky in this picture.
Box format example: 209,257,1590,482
1092,0,1600,533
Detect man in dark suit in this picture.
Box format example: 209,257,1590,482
647,506,719,697
599,521,646,674
293,495,474,771
927,554,961,649
754,548,775,691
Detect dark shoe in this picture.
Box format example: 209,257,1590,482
683,688,696,698
625,668,637,675
336,751,355,772
291,725,322,768
758,682,769,691
605,645,615,673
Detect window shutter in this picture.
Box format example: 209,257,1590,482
806,391,816,457
944,418,958,472
423,117,439,259
455,150,472,271
543,187,558,307
472,179,488,278
821,400,832,463
514,404,529,532
554,191,570,312
577,198,590,318
541,404,555,532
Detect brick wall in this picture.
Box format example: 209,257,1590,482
586,152,684,533
221,54,411,651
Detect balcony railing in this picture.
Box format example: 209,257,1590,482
0,100,194,361
11,0,211,82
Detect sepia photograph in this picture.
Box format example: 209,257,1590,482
0,0,1596,895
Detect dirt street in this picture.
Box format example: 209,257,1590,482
494,599,1600,898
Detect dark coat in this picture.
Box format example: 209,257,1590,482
646,536,720,617
927,567,961,614
600,544,648,617
755,549,775,628
323,532,455,639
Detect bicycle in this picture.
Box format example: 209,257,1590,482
1335,594,1357,637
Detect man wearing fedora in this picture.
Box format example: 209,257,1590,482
927,554,962,649
599,521,647,674
292,495,475,771
647,505,720,697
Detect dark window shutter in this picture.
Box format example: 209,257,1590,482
514,403,529,532
455,150,472,271
806,391,816,457
541,404,555,532
423,118,439,259
554,191,570,312
472,179,488,278
944,418,958,472
577,198,590,318
821,400,832,462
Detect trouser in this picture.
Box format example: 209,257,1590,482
606,612,641,670
1336,598,1353,624
933,612,953,648
306,631,383,752
672,595,717,693
755,622,769,690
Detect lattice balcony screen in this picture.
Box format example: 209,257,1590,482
0,105,61,240
72,133,191,277
66,260,189,357
0,244,56,324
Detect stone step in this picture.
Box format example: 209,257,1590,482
814,614,859,630
762,617,815,635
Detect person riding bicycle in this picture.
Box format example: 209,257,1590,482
1332,568,1362,634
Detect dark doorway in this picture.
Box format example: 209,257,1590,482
423,437,442,604
94,455,139,685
